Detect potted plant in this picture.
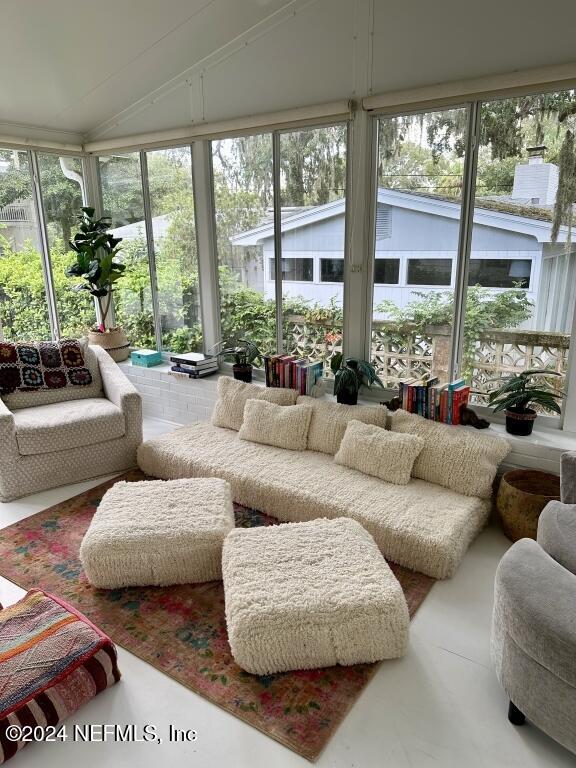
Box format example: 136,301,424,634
66,207,130,361
488,369,564,436
216,339,262,383
330,354,384,405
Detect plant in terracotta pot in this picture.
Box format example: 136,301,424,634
216,339,262,383
66,207,130,361
330,354,384,405
488,369,564,436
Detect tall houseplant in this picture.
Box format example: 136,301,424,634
330,354,384,405
489,369,564,436
66,207,130,361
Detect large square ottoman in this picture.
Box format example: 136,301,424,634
0,589,120,764
80,478,234,588
222,517,410,674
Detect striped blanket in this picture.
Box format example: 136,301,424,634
0,590,120,763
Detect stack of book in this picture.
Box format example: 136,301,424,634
169,352,219,378
398,377,471,425
263,354,324,396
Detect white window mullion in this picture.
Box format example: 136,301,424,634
272,131,284,353
29,150,60,340
450,101,481,380
562,291,576,432
191,140,221,353
344,110,378,361
139,150,163,351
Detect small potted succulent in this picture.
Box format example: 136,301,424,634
66,207,129,361
488,368,564,436
330,354,384,405
216,339,262,383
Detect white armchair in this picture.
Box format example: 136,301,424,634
0,345,142,502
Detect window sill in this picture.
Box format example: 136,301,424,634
488,420,576,454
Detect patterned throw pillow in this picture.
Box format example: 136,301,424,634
0,339,93,396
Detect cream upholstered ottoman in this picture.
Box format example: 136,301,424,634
222,517,410,674
80,478,234,588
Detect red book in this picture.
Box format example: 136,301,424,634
440,389,448,423
451,385,469,425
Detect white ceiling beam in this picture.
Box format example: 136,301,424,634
363,61,576,112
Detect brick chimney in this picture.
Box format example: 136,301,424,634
511,146,558,205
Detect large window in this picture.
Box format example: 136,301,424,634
465,91,576,403
371,108,468,386
280,125,347,369
212,133,276,352
99,153,153,348
0,149,50,340
146,147,202,353
369,90,576,422
37,153,92,338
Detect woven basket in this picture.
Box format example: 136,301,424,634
496,469,560,542
88,328,130,362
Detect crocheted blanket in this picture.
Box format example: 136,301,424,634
0,339,93,395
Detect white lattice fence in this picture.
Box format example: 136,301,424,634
286,317,571,398
470,330,570,403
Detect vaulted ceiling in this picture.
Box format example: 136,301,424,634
2,0,576,144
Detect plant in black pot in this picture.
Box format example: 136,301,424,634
488,369,564,436
216,339,262,383
330,354,384,405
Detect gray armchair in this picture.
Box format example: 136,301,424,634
491,451,576,755
0,345,142,502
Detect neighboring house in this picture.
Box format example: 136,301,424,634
231,151,575,333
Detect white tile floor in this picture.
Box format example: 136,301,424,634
0,417,573,768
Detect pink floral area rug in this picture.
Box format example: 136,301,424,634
0,471,435,762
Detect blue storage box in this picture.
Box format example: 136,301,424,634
131,349,163,367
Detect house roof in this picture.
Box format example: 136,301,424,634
230,188,570,246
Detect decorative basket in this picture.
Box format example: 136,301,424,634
496,469,560,542
88,327,130,362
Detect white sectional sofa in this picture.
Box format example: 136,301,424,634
137,377,510,580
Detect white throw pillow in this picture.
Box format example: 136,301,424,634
238,399,313,451
211,376,298,431
334,420,424,485
297,396,387,455
389,409,510,499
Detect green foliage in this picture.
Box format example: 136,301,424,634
66,207,126,329
216,339,262,367
488,369,564,414
377,286,533,382
552,129,576,243
331,354,384,397
0,227,96,340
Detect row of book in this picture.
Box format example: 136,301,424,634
169,352,219,379
399,377,471,425
263,354,324,396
